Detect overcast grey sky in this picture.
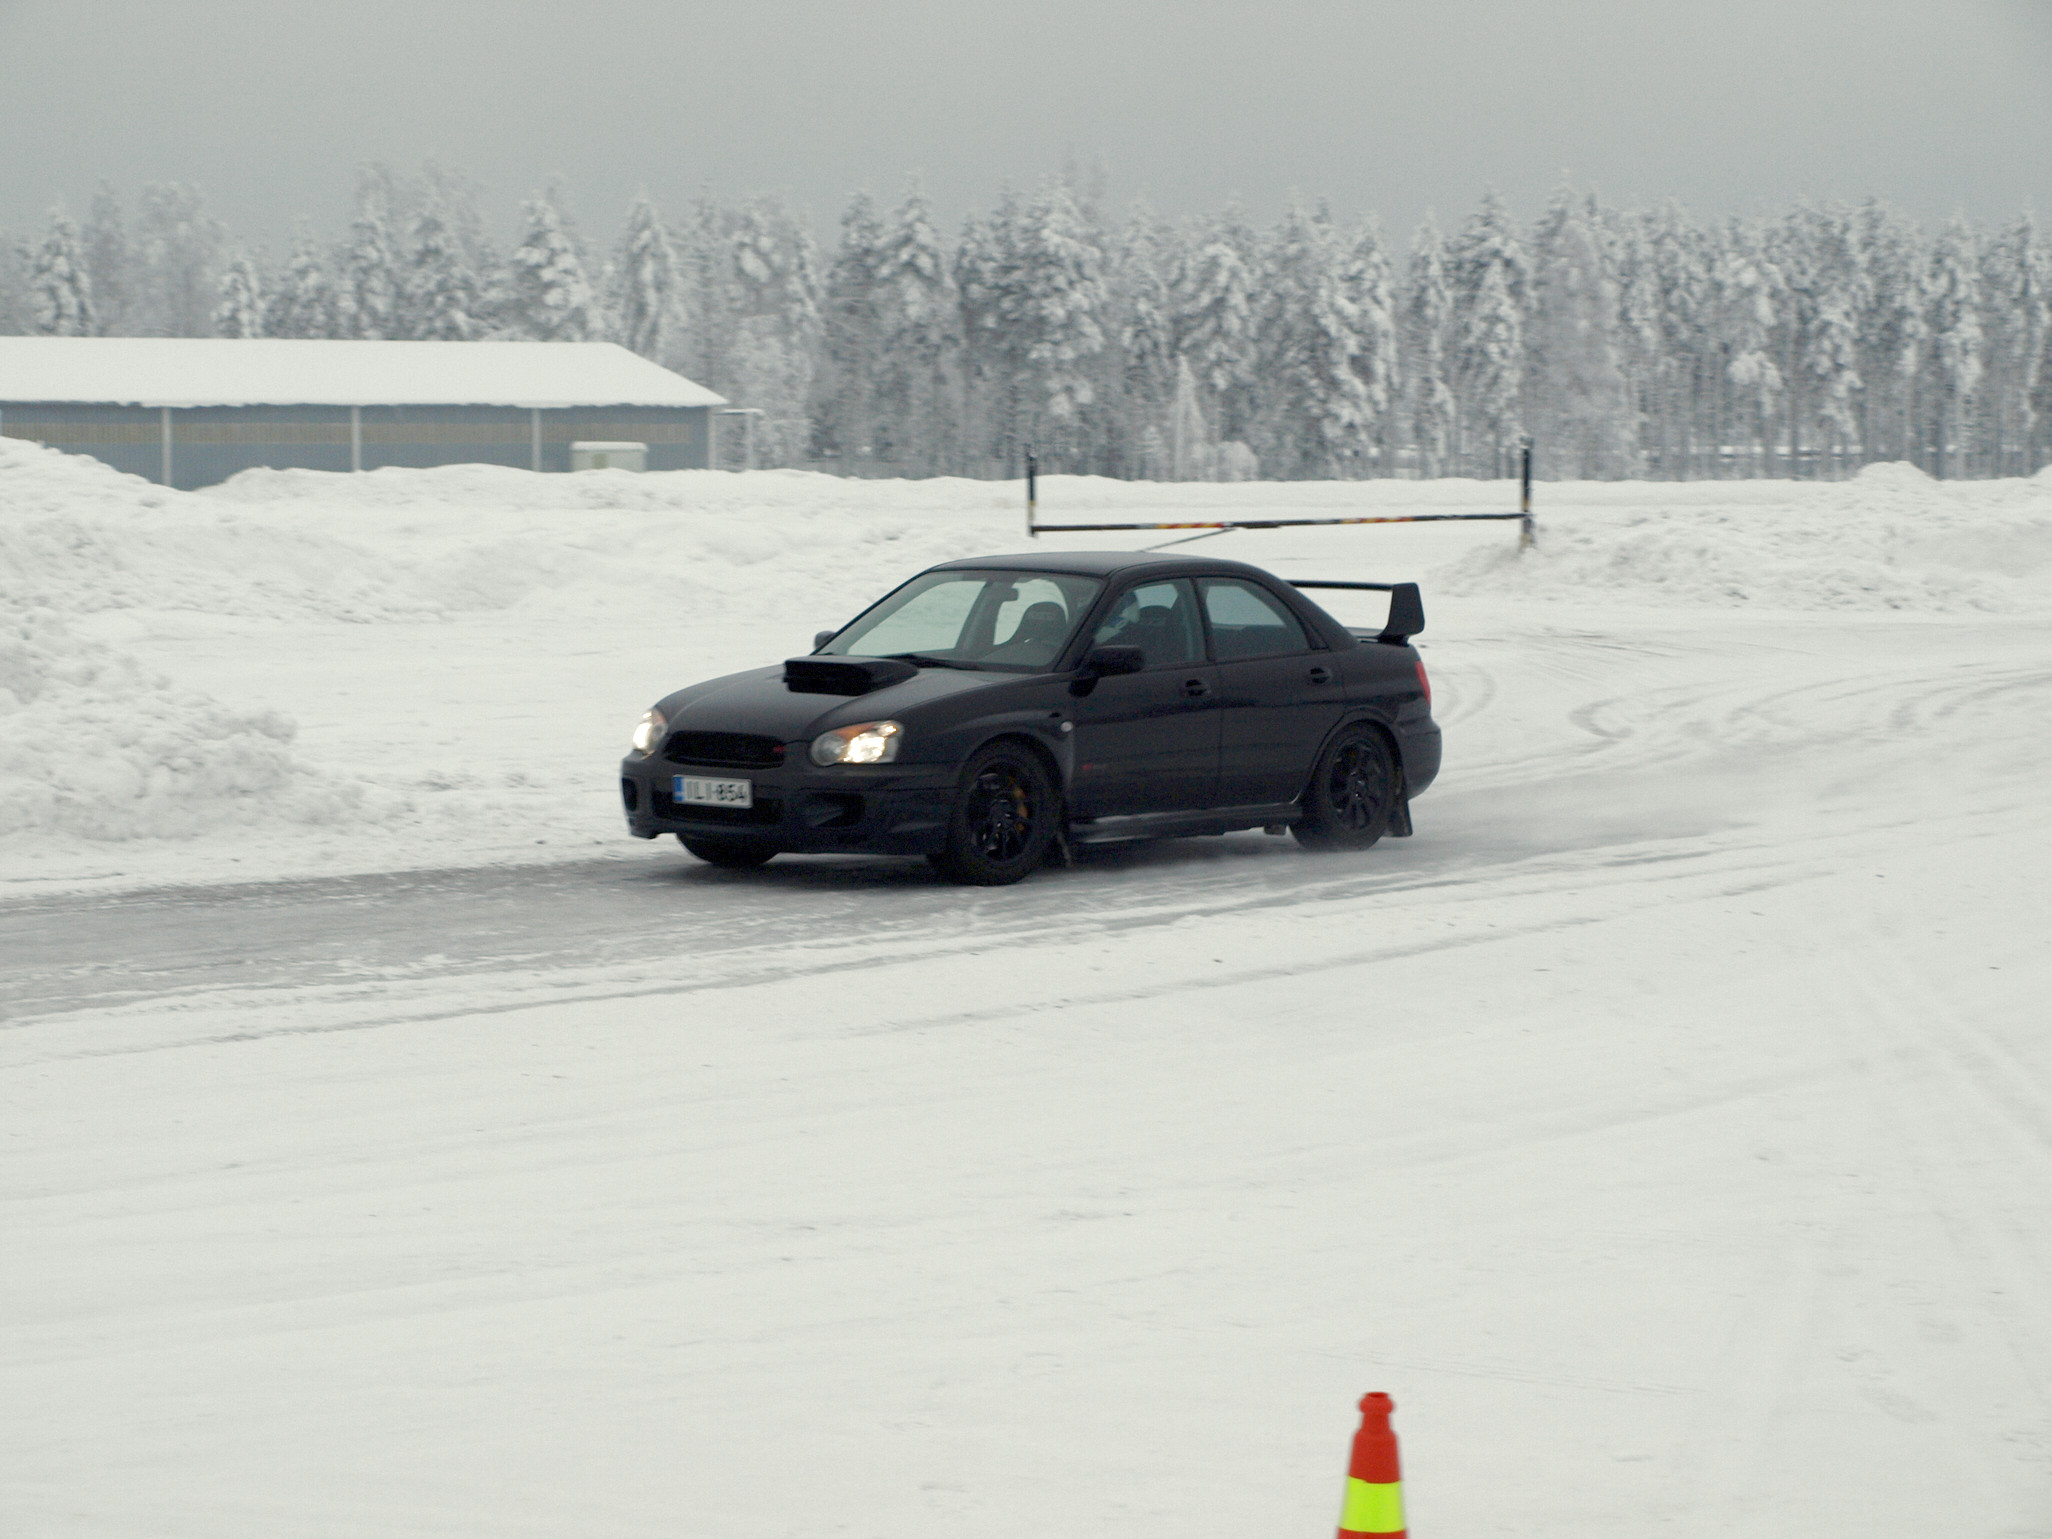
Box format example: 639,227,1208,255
2,0,2048,247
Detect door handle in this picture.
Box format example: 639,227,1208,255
1183,677,1211,698
1307,666,1333,684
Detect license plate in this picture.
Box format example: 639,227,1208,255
673,775,753,808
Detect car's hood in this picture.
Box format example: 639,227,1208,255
657,662,1019,741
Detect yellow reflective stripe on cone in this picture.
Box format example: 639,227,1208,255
1341,1476,1405,1534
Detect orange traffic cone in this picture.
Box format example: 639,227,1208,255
1336,1392,1406,1539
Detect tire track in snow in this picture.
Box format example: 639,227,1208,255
0,837,1842,1064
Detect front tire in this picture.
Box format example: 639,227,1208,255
931,743,1056,885
1292,726,1397,853
678,835,776,869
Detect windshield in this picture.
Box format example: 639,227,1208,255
820,570,1103,671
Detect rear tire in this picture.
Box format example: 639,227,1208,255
931,743,1056,886
1292,725,1397,853
678,835,776,869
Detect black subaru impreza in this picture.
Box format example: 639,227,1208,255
620,550,1439,885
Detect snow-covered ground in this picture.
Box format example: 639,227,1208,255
3,443,2050,1537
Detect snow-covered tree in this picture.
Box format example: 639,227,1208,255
725,195,822,466
873,185,962,472
1112,207,1178,478
1926,215,1985,478
0,236,32,335
815,191,886,463
1449,189,1528,474
1647,203,1711,476
955,190,1027,468
82,184,129,334
1608,209,1666,476
1172,217,1258,443
508,196,594,342
417,164,492,276
1402,216,1456,478
1983,213,2051,473
132,182,224,336
1168,354,1214,479
1343,220,1401,472
337,166,400,340
401,192,478,341
1715,220,1785,476
1526,186,1629,478
1780,207,1867,475
667,193,735,387
1008,178,1107,464
265,227,336,339
211,250,265,338
30,210,94,336
608,193,678,361
1856,201,1928,466
1256,203,1370,478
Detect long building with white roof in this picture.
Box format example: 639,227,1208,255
0,337,728,488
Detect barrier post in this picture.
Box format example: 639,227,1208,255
1025,443,1038,538
1518,436,1535,551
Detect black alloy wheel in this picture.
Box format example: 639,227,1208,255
678,835,777,869
1292,726,1397,852
932,743,1056,885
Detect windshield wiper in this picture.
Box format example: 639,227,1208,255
885,653,979,670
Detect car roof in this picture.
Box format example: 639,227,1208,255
927,550,1280,580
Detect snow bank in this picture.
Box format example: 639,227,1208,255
5,434,2050,876
1437,462,2052,612
0,606,390,841
0,444,420,849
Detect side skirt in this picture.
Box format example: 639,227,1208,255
1068,803,1303,845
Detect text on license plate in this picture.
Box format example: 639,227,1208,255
673,775,753,808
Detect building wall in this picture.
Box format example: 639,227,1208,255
0,402,712,488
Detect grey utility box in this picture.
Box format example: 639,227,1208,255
571,440,647,472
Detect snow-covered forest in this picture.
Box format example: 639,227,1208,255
4,165,2047,482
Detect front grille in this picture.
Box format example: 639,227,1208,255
662,731,786,768
653,790,782,826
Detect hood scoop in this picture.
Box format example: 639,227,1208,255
783,656,919,696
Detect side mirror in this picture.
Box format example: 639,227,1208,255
813,630,837,652
1081,644,1145,676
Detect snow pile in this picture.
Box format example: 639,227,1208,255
1437,462,2052,612
0,446,1020,629
0,443,419,847
0,606,388,841
196,461,1023,625
0,439,437,624
7,435,2052,878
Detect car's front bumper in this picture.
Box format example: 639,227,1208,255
619,756,958,855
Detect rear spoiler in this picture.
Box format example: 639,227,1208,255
1287,580,1425,645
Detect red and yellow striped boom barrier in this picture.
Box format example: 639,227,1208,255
1029,511,1528,532
1024,439,1536,552
1336,1392,1407,1539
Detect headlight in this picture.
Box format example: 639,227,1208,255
629,708,666,757
809,720,903,766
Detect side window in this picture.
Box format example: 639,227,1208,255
1200,579,1310,660
1089,579,1204,668
986,578,1078,665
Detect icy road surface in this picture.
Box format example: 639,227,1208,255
6,598,2050,1539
